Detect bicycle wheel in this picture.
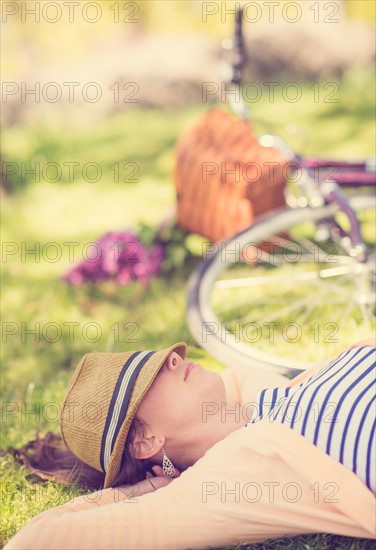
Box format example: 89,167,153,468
187,194,375,373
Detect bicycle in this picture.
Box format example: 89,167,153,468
186,7,375,374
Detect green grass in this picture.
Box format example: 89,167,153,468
1,69,375,548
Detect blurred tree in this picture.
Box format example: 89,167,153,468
2,1,374,82
344,0,375,21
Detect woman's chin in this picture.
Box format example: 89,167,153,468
198,368,227,401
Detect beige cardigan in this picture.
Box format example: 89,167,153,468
6,352,376,549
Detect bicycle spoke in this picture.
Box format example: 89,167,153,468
256,234,349,265
245,247,285,266
188,195,375,371
337,299,358,328
215,264,361,290
214,295,290,315
359,302,373,332
246,292,327,325
295,300,320,326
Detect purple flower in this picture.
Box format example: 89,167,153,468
62,231,165,287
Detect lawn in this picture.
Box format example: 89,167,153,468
1,69,375,548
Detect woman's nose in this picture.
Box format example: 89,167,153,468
165,352,182,371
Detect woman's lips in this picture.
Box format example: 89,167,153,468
184,362,195,381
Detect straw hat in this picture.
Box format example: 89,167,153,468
60,342,187,488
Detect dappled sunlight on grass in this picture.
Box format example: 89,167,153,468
2,179,175,247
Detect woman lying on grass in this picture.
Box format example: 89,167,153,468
5,338,376,549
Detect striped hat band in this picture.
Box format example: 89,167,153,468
100,350,154,472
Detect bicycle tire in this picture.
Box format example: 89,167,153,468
187,194,375,374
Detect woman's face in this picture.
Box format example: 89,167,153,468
136,351,226,442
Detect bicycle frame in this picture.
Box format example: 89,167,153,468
187,8,375,373
226,6,375,263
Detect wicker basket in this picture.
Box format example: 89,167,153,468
174,109,288,242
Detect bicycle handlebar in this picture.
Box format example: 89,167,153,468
231,6,246,85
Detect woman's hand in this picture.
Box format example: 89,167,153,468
143,464,181,494
117,465,181,498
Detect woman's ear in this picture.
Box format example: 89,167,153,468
132,432,165,460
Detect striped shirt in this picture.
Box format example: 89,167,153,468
246,346,376,494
